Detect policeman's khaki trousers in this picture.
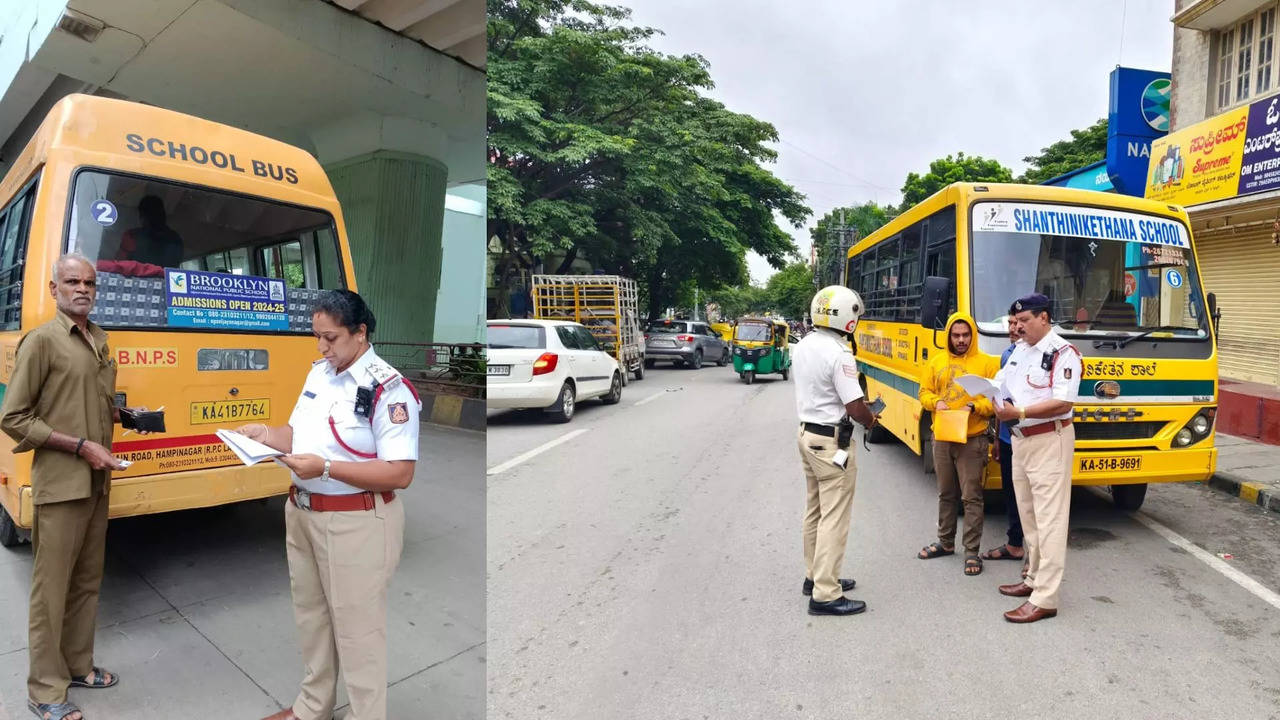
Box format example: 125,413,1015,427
285,493,405,720
28,489,109,704
798,427,857,603
1010,423,1074,610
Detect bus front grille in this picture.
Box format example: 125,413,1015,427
1074,421,1166,441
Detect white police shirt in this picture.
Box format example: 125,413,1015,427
992,327,1082,428
288,346,421,495
793,328,864,426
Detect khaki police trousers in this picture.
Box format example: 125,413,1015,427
28,489,109,704
798,427,857,603
934,434,989,555
285,493,405,720
1011,422,1074,610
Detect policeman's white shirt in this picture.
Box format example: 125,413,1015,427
793,327,864,426
992,327,1082,428
288,346,421,495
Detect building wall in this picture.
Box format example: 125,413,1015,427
1170,0,1213,131
436,182,486,343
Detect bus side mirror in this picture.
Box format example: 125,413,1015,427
920,276,951,330
1208,292,1221,333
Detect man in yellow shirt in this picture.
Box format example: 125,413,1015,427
916,312,999,576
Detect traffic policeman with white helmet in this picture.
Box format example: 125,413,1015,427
239,289,421,720
992,293,1082,624
792,286,880,616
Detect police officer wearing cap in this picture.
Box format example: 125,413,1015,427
238,289,421,720
792,286,879,616
992,293,1082,624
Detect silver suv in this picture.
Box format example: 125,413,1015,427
643,320,730,369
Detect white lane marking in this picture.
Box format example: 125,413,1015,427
634,391,667,407
487,429,589,476
1087,487,1280,611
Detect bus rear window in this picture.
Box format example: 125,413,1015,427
68,170,345,332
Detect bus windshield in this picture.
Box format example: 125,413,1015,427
69,170,346,332
970,202,1209,340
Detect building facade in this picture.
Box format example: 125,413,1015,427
1159,0,1280,440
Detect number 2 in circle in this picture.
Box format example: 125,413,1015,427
91,200,117,226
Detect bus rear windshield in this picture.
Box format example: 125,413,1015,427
68,170,345,332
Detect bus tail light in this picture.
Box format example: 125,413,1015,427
532,353,558,375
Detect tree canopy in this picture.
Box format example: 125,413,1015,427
765,262,816,320
487,0,809,318
808,202,896,286
1016,118,1108,184
899,152,1014,208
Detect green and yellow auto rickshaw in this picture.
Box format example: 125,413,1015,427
732,316,791,384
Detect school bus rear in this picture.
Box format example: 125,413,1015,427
0,94,357,535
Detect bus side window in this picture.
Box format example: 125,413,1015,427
0,183,35,330
925,241,957,317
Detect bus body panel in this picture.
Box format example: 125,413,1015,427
847,183,1218,490
0,94,361,530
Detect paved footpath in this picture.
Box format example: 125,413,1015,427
1212,433,1280,514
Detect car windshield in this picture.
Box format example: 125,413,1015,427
735,323,772,341
970,202,1209,340
647,321,687,333
488,324,545,349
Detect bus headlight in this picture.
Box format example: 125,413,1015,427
1175,428,1194,446
1191,414,1210,435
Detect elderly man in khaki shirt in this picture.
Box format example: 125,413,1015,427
0,253,139,720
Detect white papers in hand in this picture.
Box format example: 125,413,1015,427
216,429,285,466
955,374,1008,409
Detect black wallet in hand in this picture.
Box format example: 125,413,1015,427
120,408,166,433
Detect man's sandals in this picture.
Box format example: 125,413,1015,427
981,545,1025,561
28,701,83,720
28,668,117,719
963,555,983,576
917,542,954,559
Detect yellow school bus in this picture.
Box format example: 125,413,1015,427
0,94,358,544
848,182,1218,511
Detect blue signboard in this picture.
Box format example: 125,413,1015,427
1044,159,1114,192
1107,67,1171,196
165,269,289,331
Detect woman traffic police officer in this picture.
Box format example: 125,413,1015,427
239,289,421,720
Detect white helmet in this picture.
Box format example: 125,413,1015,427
810,285,864,334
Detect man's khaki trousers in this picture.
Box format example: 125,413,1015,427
934,434,989,555
285,493,405,720
28,489,109,704
798,427,857,603
1010,422,1074,610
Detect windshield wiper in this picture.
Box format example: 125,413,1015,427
1117,325,1196,349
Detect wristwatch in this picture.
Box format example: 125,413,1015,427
321,459,331,482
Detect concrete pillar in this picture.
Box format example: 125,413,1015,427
325,150,447,344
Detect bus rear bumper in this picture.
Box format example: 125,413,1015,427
11,462,291,529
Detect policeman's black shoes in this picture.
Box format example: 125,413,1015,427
802,578,856,596
807,596,867,616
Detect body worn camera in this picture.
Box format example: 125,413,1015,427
354,384,376,418
1040,348,1058,372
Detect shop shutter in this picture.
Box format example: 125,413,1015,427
1196,225,1280,384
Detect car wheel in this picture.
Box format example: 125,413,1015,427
547,382,575,423
717,348,729,367
1111,483,1147,511
690,350,703,369
0,504,24,548
644,358,655,369
602,372,623,405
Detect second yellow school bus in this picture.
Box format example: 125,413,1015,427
847,183,1218,511
0,94,359,544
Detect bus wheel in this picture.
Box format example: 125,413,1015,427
1111,483,1148,511
920,421,935,475
867,422,892,444
0,505,25,548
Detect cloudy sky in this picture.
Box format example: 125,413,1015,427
609,0,1177,284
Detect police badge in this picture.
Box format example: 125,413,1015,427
388,402,409,424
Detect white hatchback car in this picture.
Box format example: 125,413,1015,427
487,319,623,422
